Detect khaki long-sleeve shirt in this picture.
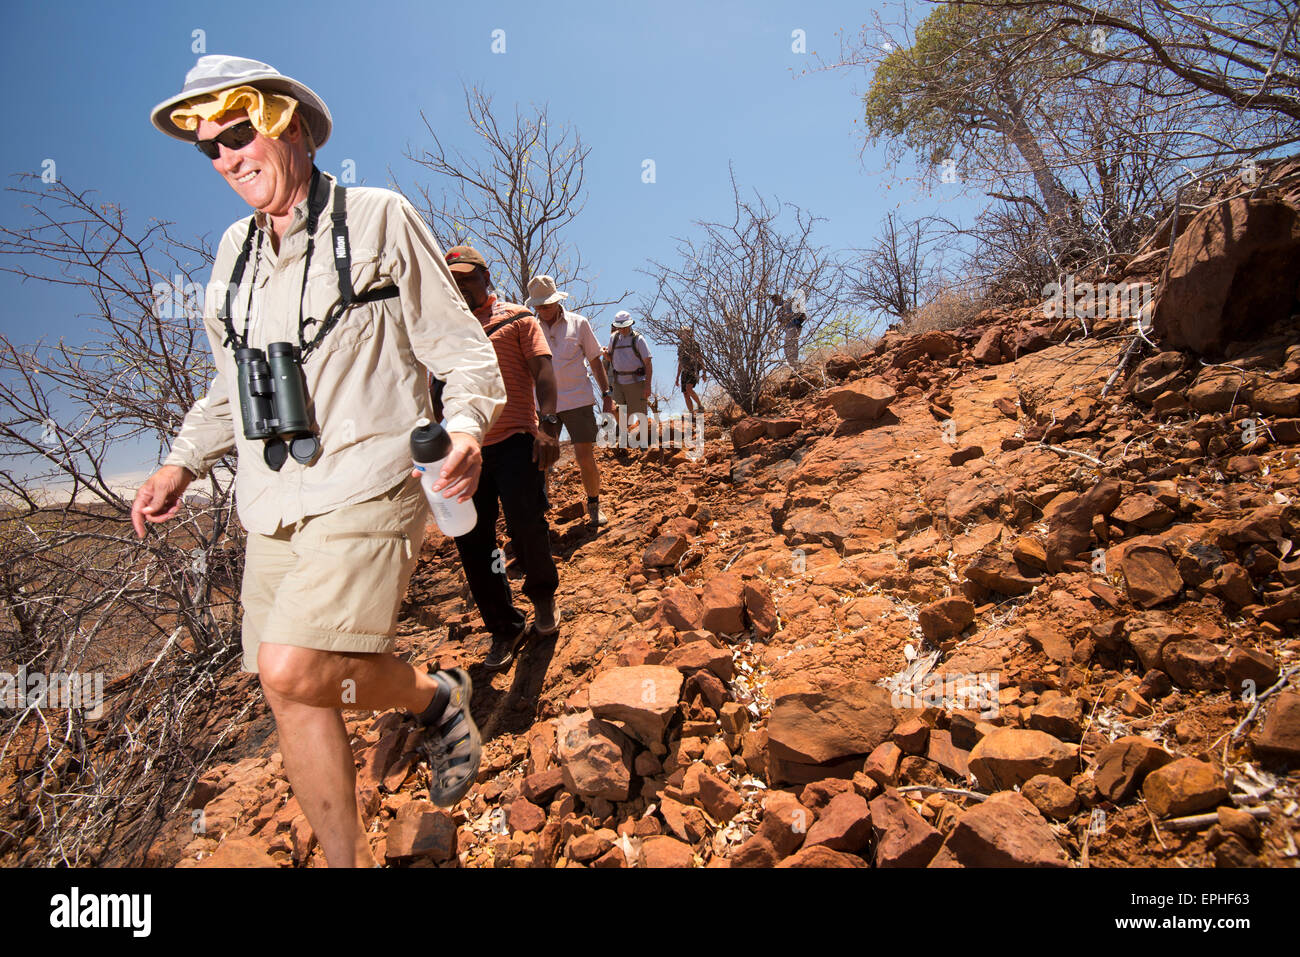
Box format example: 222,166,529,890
163,171,506,535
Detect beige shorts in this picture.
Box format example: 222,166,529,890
239,474,429,673
612,379,648,416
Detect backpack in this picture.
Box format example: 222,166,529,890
610,332,647,378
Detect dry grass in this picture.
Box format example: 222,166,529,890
898,287,985,335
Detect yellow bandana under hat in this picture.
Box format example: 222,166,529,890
169,85,299,138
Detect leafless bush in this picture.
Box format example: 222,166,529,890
899,284,985,334
400,84,629,311
0,174,248,865
637,169,852,415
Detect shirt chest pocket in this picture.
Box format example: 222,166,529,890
550,334,584,366
300,254,388,358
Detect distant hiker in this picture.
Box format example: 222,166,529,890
772,292,807,368
674,326,705,415
526,274,614,527
135,55,505,865
435,247,562,671
606,311,653,445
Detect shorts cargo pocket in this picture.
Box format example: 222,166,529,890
269,528,416,642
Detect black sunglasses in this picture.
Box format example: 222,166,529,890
195,120,257,160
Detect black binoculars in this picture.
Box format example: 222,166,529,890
234,342,319,471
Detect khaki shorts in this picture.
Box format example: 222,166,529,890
558,404,598,444
239,475,429,673
612,379,648,416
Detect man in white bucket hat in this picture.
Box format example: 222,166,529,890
133,55,507,865
604,311,653,446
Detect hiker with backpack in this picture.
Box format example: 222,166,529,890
605,312,653,447
674,325,706,415
133,56,505,866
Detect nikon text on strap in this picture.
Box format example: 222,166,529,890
217,167,399,357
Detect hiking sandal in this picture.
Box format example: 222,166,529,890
415,668,481,807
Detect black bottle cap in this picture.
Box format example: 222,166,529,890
411,420,452,462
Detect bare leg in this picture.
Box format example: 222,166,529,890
258,644,443,867
261,681,376,867
573,442,600,498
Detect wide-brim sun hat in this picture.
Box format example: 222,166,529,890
611,310,634,329
525,274,570,309
151,54,332,148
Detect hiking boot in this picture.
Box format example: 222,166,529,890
484,623,529,671
587,498,608,526
532,596,561,636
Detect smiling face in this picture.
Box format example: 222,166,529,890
196,109,312,216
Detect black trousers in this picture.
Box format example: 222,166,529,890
453,431,559,639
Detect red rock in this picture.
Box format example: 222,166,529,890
764,417,802,438
1208,563,1254,607
964,554,1038,596
507,797,546,834
827,378,896,421
758,790,815,857
731,418,767,450
890,330,960,369
385,801,457,863
643,534,688,568
1027,696,1083,740
1153,196,1300,355
1046,479,1120,572
641,835,695,868
936,792,1068,867
1161,639,1227,690
766,681,896,781
662,641,733,681
684,764,743,822
659,796,709,843
949,445,985,466
1120,543,1182,608
701,572,746,635
1024,623,1073,664
968,728,1077,791
588,666,683,750
776,845,868,867
863,740,903,785
1092,735,1174,801
743,580,778,636
869,789,942,867
555,710,632,800
799,778,857,809
568,830,615,862
658,585,704,630
1253,692,1300,760
522,767,565,805
730,834,780,867
891,718,930,755
972,328,1004,364
1020,774,1079,820
803,792,872,852
1111,493,1175,529
926,729,971,780
1142,758,1229,817
195,837,278,868
918,596,975,641
1252,382,1300,417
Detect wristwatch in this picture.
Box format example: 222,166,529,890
601,388,613,398
540,413,560,426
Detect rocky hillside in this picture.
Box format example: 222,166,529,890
127,161,1300,868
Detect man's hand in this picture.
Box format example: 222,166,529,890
601,394,615,415
131,465,195,538
533,424,560,471
642,381,653,400
418,431,481,503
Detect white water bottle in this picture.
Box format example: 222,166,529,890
411,419,478,537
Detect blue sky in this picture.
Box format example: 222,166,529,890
0,0,978,479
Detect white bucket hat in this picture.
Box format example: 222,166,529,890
150,55,333,148
611,310,634,329
525,275,570,309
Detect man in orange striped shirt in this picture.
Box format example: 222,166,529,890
434,246,562,670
